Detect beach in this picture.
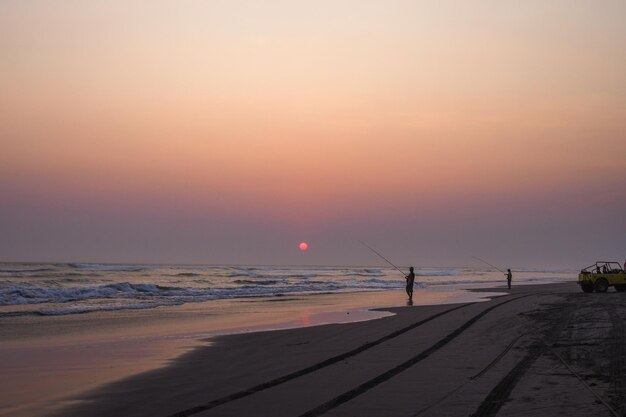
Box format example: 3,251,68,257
12,280,620,417
0,269,504,417
3,263,565,417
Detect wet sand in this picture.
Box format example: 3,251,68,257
1,287,496,417
49,281,626,417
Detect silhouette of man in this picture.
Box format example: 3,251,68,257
505,269,512,289
406,267,415,300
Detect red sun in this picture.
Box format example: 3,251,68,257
299,242,309,251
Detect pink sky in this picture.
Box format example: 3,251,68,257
1,1,625,267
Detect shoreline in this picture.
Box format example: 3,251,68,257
50,280,625,417
0,284,510,417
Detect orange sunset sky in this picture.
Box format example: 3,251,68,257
1,1,625,267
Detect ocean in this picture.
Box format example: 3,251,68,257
0,262,576,317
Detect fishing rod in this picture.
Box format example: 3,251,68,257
359,241,408,277
471,255,505,274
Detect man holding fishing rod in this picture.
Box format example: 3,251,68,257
406,266,416,301
473,256,512,290
360,241,417,302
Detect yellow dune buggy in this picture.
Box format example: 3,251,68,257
578,261,626,293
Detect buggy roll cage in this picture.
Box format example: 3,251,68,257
581,261,624,274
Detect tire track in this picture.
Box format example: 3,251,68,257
469,344,544,417
470,301,578,417
166,302,472,417
538,299,621,417
470,332,529,381
607,305,625,414
297,294,534,417
410,332,528,417
545,343,621,417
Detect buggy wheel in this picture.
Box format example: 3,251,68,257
581,283,594,293
594,278,609,293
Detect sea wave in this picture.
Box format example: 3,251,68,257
0,262,576,316
234,279,282,286
343,269,386,277
415,268,462,277
226,272,320,279
0,268,54,274
68,263,146,272
0,277,406,309
0,282,180,306
425,276,572,286
512,267,578,274
426,279,506,286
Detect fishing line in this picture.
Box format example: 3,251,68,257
359,241,407,277
471,255,505,274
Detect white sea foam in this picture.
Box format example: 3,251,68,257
0,277,406,308
0,262,574,316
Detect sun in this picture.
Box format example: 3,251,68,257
299,242,309,251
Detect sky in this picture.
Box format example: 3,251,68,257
1,0,625,268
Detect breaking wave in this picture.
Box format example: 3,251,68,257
68,263,146,272
0,277,407,311
0,262,575,316
415,269,462,277
0,268,54,274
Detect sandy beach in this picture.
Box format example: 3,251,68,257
0,283,502,417
40,281,624,417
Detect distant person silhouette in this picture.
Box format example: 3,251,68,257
505,269,512,289
406,267,415,301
